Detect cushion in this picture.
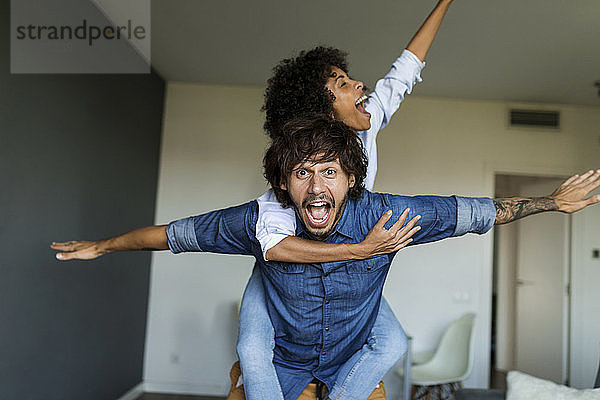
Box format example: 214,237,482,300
507,371,600,400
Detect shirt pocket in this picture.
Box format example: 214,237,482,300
345,254,389,274
268,262,305,274
265,262,306,301
345,255,389,300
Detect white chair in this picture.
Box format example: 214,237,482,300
397,313,476,400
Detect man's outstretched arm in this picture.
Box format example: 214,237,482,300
494,170,600,224
53,201,257,261
51,225,168,260
266,170,600,262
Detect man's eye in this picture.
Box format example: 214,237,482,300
325,169,336,176
297,170,308,177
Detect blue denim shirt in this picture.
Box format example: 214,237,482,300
166,191,496,400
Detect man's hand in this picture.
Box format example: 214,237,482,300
51,240,106,261
494,169,600,225
549,169,600,213
51,225,169,261
354,208,421,258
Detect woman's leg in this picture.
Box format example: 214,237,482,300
328,297,407,400
236,265,285,400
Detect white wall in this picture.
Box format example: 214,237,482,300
143,83,268,395
144,82,600,397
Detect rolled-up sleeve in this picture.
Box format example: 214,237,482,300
166,201,256,256
167,217,202,254
378,193,495,246
453,196,497,236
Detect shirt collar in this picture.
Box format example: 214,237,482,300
294,197,361,242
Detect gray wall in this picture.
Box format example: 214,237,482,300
0,1,165,398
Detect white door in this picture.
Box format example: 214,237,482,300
515,178,569,384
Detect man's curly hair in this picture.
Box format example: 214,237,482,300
263,115,367,208
262,46,349,139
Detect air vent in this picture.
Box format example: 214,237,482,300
509,109,560,128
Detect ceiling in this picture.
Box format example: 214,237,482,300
147,0,600,106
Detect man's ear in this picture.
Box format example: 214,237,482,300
349,174,356,188
280,180,287,191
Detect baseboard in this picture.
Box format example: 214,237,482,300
142,380,228,396
117,383,144,400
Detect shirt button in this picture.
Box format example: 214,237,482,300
325,299,330,304
322,351,326,356
366,266,372,271
325,327,329,332
283,266,288,271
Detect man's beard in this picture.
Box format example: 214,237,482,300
295,193,349,241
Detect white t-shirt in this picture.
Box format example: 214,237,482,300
256,49,426,259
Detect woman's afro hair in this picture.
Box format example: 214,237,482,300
262,46,349,139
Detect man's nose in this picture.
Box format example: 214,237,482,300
308,174,325,194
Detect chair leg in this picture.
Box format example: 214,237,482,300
411,382,463,400
449,382,456,395
412,385,428,400
443,382,461,399
411,385,423,400
445,383,452,399
425,386,432,400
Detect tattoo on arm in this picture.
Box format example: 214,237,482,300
493,197,558,225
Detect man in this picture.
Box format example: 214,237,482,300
52,116,600,400
238,2,456,398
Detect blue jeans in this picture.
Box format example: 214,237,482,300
237,266,407,400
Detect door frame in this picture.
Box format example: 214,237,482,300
485,162,574,385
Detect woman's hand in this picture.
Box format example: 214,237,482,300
354,208,421,258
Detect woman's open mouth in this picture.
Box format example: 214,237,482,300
355,94,371,117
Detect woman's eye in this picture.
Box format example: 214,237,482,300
340,82,346,87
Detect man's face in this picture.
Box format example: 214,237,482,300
281,157,355,240
325,66,371,131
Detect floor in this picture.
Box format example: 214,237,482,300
136,370,508,399
136,394,225,400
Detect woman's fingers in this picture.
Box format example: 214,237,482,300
389,208,410,232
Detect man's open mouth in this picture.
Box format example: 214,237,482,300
305,200,332,228
355,94,370,117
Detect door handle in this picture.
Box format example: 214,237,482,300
516,279,534,286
